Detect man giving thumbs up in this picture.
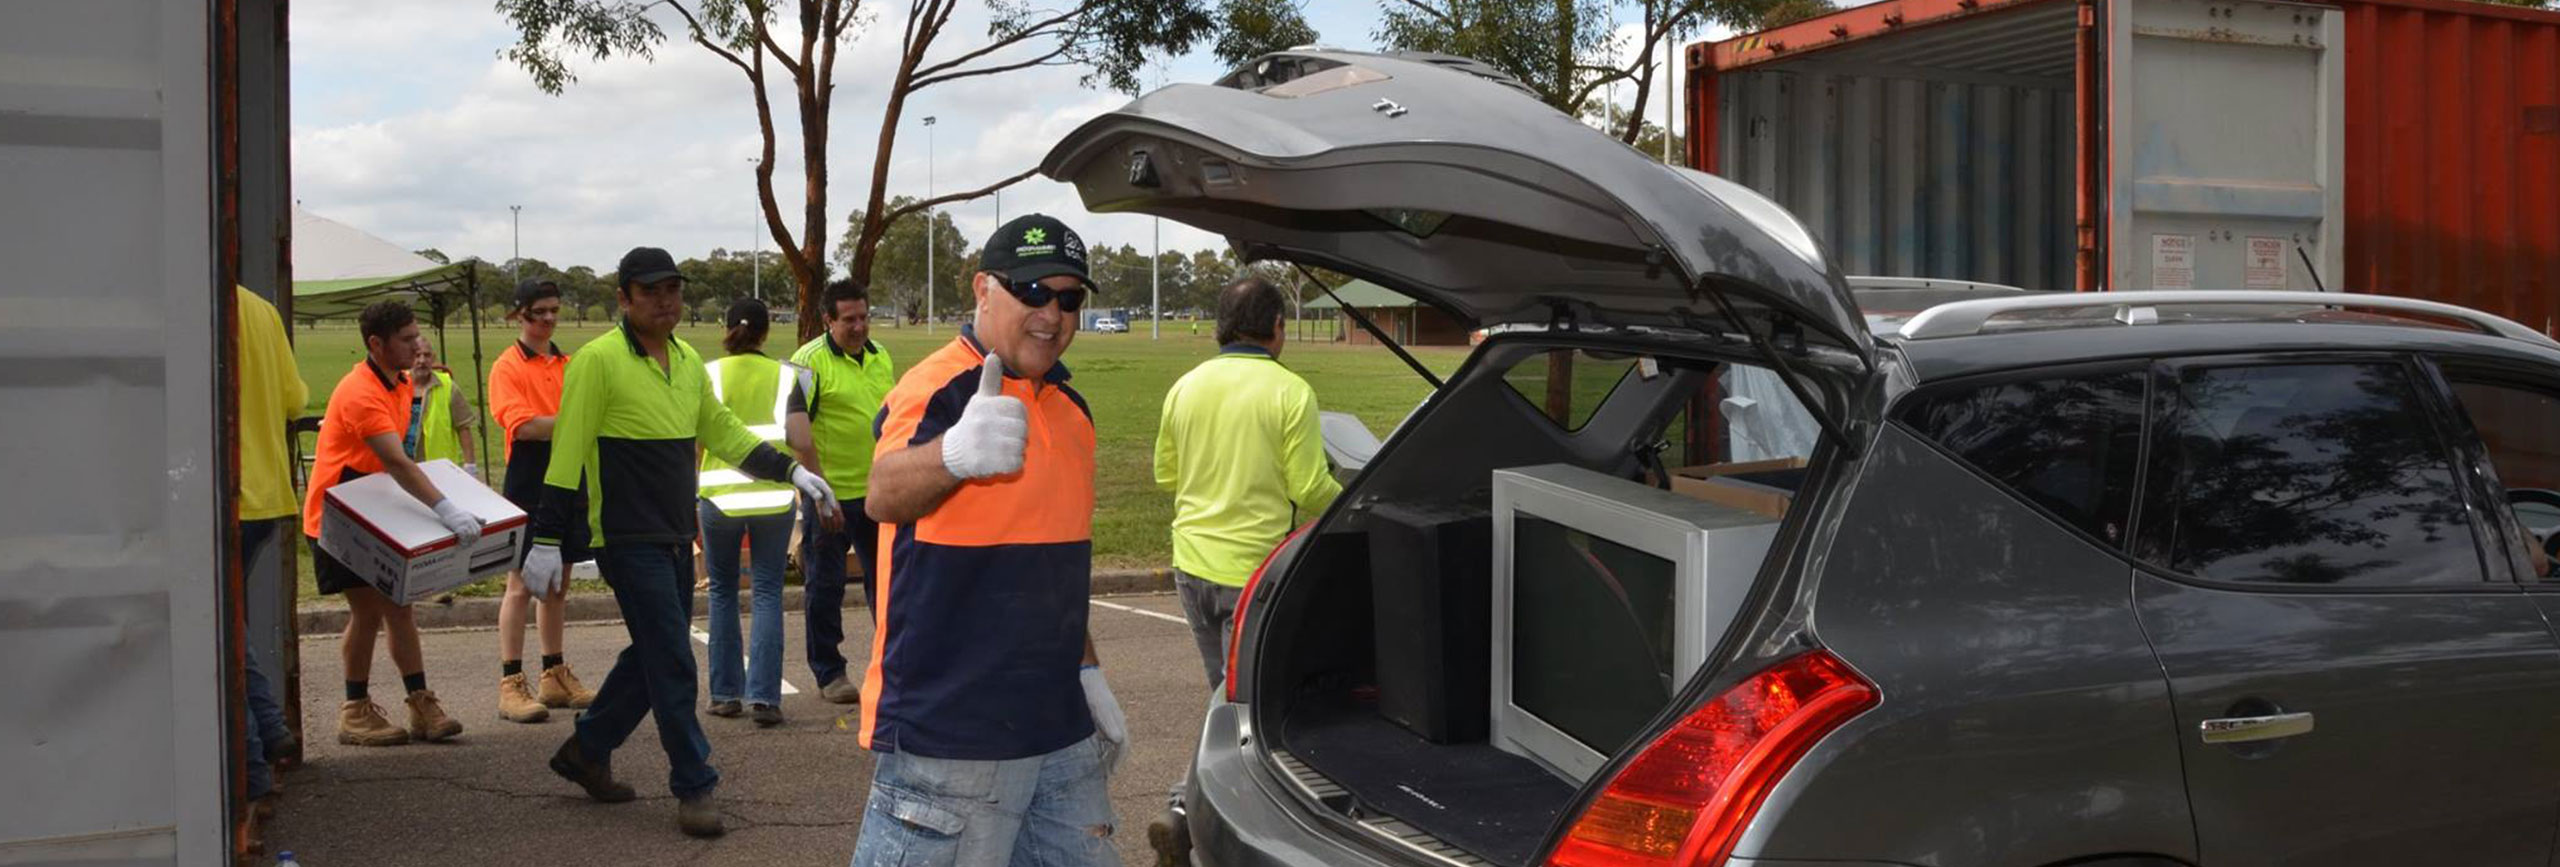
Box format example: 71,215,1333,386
851,215,1127,867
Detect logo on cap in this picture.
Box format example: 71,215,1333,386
1024,228,1048,245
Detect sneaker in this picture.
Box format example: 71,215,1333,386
750,703,783,728
540,664,597,709
336,699,410,747
405,689,464,742
819,676,862,705
548,737,636,803
1146,808,1191,867
678,792,726,838
707,699,743,718
499,673,551,723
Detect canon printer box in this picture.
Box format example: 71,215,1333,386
319,459,528,604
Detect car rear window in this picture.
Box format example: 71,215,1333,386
2138,361,2484,587
1895,370,2147,545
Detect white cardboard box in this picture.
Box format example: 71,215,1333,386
319,459,528,604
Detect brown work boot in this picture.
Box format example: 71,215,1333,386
499,673,550,723
336,700,410,747
678,791,726,838
405,689,464,742
540,663,596,709
549,737,636,803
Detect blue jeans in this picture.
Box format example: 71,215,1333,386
801,497,878,687
575,542,717,798
239,518,293,799
698,500,791,706
849,735,1123,866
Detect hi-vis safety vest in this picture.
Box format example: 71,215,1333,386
417,370,464,464
698,354,801,517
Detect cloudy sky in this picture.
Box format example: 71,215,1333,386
292,0,1721,274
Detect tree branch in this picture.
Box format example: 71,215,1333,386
1391,0,1457,28
883,168,1042,224
914,43,1075,90
910,5,1080,81
658,0,757,76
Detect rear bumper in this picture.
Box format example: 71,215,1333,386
1185,700,1402,867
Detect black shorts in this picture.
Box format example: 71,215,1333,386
310,538,374,597
503,440,592,564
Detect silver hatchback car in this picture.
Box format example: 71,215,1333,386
1044,50,2560,867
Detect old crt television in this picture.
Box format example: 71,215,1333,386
1489,464,1782,783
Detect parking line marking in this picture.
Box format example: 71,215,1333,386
690,626,801,695
1091,598,1188,625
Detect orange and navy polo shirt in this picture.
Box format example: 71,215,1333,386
302,358,415,539
859,325,1098,760
488,339,568,460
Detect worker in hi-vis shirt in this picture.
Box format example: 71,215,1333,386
525,247,838,839
848,215,1126,866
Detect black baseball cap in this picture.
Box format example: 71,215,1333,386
617,246,683,288
512,276,561,310
725,297,769,330
977,214,1093,289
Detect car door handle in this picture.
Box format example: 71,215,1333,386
2200,712,2315,744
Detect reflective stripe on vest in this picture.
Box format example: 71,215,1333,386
698,355,797,517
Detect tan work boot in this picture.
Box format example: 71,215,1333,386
540,663,596,709
336,699,410,747
499,673,550,723
405,689,464,742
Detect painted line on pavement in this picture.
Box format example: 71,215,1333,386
689,626,801,695
1091,598,1188,625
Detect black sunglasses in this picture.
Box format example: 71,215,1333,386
1000,278,1091,313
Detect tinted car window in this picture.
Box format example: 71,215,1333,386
1897,370,2146,544
2143,362,2482,587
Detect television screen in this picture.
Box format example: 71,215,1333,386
1509,514,1678,756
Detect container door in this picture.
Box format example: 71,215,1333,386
0,0,230,862
2106,0,2344,291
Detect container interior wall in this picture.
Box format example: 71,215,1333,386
2341,0,2560,335
1714,0,2081,290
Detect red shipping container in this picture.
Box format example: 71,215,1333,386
1690,0,2560,334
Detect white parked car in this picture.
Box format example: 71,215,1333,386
1092,316,1129,333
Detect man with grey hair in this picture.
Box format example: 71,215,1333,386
1146,274,1343,863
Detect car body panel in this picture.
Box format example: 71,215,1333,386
1737,425,2198,865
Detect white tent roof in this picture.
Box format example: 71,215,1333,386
289,205,470,320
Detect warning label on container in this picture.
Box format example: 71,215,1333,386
2246,237,2289,289
2152,234,2195,290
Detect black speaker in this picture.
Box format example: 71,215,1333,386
1367,502,1493,744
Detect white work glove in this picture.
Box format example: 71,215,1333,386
521,543,563,597
1081,665,1129,777
430,498,483,548
940,355,1028,481
791,465,841,521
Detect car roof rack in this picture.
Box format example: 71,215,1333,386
1897,290,2558,346
1846,276,2032,293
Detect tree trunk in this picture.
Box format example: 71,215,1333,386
844,35,925,334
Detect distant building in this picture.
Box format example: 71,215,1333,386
1302,279,1469,347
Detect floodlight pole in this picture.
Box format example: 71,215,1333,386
509,205,522,279
1151,217,1161,339
924,115,937,334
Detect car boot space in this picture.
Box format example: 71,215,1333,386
1253,344,1816,866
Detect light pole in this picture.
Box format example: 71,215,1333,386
509,205,523,279
924,115,937,333
1150,216,1161,340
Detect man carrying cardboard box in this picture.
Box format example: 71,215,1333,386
524,247,839,838
300,300,483,747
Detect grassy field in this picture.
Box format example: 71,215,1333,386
287,317,1464,599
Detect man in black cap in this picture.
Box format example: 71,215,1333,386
530,247,841,837
849,215,1128,865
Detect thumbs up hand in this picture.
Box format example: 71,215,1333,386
939,355,1029,481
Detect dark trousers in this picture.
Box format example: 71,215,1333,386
575,542,717,798
800,497,878,687
238,518,293,799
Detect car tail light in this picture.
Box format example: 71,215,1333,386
1225,525,1310,702
1548,650,1878,867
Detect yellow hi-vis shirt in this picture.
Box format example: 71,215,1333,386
235,286,308,521
1154,345,1342,586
